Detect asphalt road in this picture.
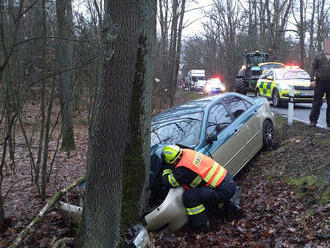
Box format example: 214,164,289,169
270,102,328,128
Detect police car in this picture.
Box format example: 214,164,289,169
255,66,314,107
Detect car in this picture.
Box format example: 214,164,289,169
149,92,275,195
255,66,314,107
203,77,226,95
58,93,276,239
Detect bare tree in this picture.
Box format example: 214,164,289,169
75,0,156,246
56,0,75,152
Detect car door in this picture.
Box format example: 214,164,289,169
202,97,249,176
259,70,273,97
206,96,260,176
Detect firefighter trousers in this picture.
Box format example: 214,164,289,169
182,173,236,227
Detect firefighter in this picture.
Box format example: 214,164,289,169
161,145,238,230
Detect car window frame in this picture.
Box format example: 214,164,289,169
205,101,233,137
221,96,249,120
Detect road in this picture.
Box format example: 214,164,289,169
270,102,328,128
247,93,328,128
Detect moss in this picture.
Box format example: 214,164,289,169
287,174,330,205
120,33,148,232
316,136,330,146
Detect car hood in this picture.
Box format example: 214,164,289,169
277,79,310,86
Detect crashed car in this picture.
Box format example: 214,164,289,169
58,93,275,245
143,93,275,231
149,92,275,191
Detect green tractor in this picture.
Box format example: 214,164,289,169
234,51,270,95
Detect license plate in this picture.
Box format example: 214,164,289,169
300,91,314,97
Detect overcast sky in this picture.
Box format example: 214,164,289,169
181,0,214,38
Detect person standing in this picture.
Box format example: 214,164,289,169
309,38,330,128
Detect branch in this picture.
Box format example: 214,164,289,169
8,175,86,248
51,238,74,248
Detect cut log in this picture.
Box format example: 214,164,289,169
8,175,86,248
57,201,82,225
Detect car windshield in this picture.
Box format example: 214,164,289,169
260,64,283,71
275,70,310,80
151,112,203,147
192,76,207,82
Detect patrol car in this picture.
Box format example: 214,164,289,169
255,66,314,107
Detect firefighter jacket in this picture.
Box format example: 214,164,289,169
161,149,227,189
310,52,330,81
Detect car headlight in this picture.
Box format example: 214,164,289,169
220,85,226,91
205,85,212,92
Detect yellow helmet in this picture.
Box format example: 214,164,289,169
162,145,182,164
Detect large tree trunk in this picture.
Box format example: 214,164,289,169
121,0,156,229
56,0,75,151
75,0,144,247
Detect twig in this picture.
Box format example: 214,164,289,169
8,175,86,248
51,237,74,248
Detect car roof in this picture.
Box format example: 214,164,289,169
258,62,284,66
272,68,306,73
152,93,253,123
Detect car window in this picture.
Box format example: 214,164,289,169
207,103,232,135
242,99,252,108
151,112,203,147
223,96,248,119
275,69,310,80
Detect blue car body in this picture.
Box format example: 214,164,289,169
149,92,275,190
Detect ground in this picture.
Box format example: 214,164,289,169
0,90,329,247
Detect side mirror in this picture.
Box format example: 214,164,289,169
215,123,228,133
207,132,218,143
266,76,273,80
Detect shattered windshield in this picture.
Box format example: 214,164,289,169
151,112,203,147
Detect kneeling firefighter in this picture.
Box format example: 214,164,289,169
161,145,239,230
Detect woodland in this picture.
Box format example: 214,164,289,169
0,0,329,247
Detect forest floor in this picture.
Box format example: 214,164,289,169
0,89,329,247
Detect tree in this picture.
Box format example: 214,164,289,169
56,0,75,152
122,0,156,230
75,0,156,247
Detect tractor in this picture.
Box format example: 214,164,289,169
234,50,270,95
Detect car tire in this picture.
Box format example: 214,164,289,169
255,88,260,97
272,89,282,107
262,119,274,149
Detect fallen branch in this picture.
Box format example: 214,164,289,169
9,175,86,248
51,237,74,248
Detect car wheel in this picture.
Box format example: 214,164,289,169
262,119,274,149
255,88,260,97
272,89,282,107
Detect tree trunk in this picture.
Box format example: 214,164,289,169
168,0,179,107
299,0,305,68
75,0,144,247
121,0,156,230
56,0,75,151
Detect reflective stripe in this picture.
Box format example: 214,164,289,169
204,162,218,182
168,174,180,187
186,204,206,215
189,175,203,188
162,169,172,176
210,166,226,187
